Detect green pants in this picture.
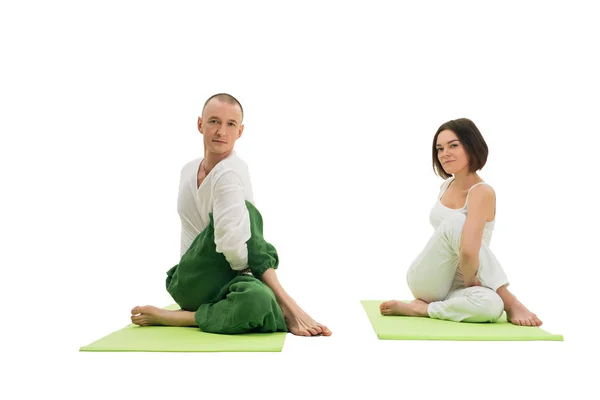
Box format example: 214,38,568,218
166,201,287,334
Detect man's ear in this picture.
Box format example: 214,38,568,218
237,124,245,139
197,116,203,134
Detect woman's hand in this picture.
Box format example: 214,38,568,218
464,275,482,287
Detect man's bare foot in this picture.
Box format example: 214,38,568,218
505,300,543,327
130,305,197,327
279,302,331,337
258,269,330,336
379,299,429,317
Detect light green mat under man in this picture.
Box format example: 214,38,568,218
166,200,287,334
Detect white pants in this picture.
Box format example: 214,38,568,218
407,213,509,323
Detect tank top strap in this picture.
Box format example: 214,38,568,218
438,177,455,200
465,182,488,207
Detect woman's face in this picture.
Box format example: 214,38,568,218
436,129,469,176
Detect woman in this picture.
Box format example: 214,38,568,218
380,118,542,326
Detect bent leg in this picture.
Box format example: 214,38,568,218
408,213,511,302
407,213,467,302
428,286,505,323
166,213,237,311
195,275,287,334
244,203,331,337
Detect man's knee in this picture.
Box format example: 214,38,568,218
232,279,276,312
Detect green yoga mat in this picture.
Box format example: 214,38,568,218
80,305,287,352
361,300,563,341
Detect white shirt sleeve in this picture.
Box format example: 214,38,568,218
211,168,251,270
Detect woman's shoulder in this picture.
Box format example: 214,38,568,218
471,181,495,194
468,182,496,204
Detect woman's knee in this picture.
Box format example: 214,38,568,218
467,289,504,322
408,284,447,304
407,268,452,303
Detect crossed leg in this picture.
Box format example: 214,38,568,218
380,213,542,326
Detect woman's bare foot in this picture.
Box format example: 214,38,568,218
130,306,197,327
379,299,429,317
496,286,542,326
505,300,543,326
279,302,332,337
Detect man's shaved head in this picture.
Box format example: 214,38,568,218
202,93,244,122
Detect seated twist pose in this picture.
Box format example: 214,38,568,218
381,118,542,326
131,93,331,336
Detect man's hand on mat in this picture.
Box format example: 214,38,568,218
279,301,332,337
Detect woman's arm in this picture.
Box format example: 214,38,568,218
460,185,496,286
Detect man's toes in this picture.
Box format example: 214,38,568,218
307,327,319,336
292,328,310,337
131,306,142,315
317,324,331,336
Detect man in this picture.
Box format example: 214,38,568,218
131,93,331,336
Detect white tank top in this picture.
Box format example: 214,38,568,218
429,178,495,245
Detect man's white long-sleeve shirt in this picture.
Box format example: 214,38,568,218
177,151,254,270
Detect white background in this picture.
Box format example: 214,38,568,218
1,1,598,398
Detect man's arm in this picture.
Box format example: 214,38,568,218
212,169,251,270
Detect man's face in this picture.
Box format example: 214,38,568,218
198,99,244,155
